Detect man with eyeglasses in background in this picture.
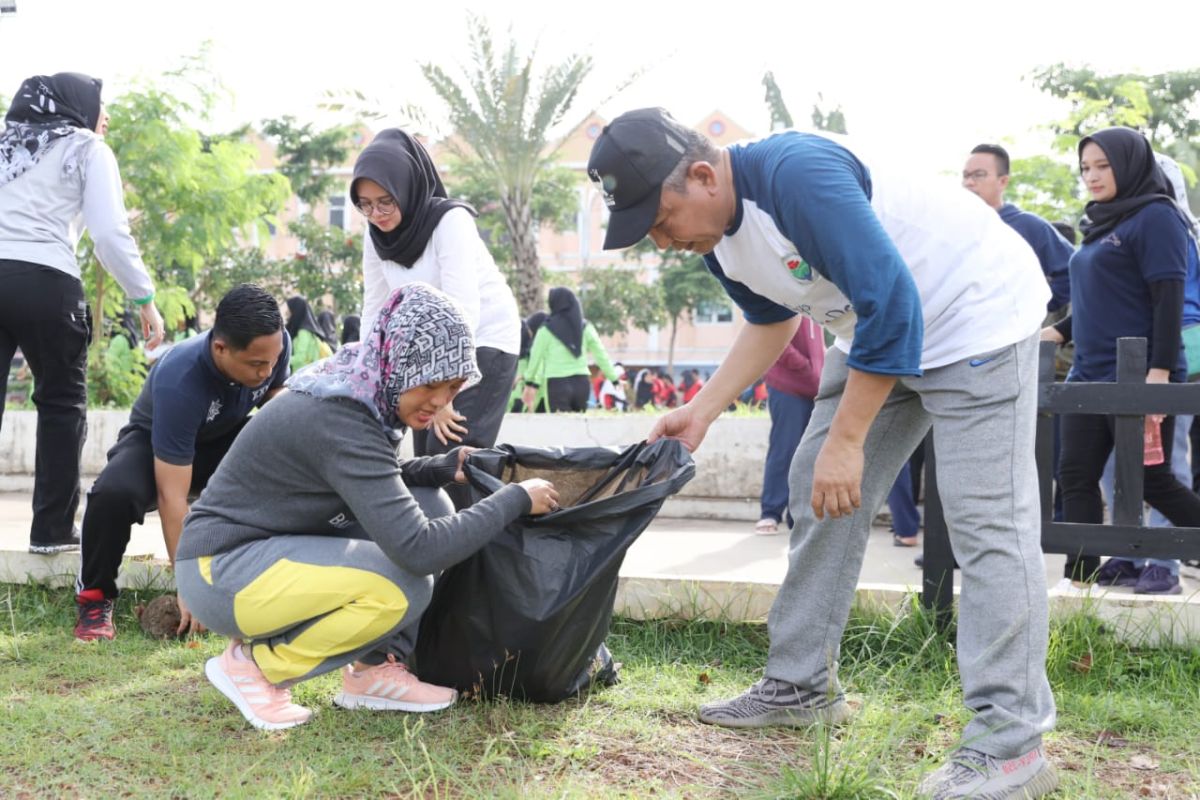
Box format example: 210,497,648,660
963,144,1074,313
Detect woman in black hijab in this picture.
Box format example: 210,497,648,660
1045,127,1200,595
522,287,622,413
285,296,330,371
340,314,361,346
352,129,521,507
1,72,164,554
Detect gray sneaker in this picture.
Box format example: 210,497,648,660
918,746,1058,799
698,677,851,728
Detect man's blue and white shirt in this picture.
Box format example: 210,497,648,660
705,131,1049,375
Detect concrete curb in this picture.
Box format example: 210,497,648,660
7,552,1197,646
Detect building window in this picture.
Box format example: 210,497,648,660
694,300,733,324
708,119,725,137
586,123,602,139
328,195,346,230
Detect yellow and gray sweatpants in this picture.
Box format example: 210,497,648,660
177,490,451,687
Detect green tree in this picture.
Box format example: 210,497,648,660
622,241,726,377
81,61,291,346
576,265,664,338
444,156,578,281
762,72,793,131
418,15,592,315
1028,64,1200,210
1007,154,1084,230
260,115,355,206
71,57,290,405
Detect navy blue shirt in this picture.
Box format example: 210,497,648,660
998,203,1073,312
127,330,291,465
1069,201,1189,383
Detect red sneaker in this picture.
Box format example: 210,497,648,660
74,593,115,642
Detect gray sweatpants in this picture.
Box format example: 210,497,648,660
765,332,1056,758
178,488,451,687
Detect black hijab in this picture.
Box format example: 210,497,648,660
544,287,585,358
0,72,103,189
286,296,324,342
316,310,339,347
350,128,475,267
521,311,548,360
340,314,361,345
1078,127,1181,244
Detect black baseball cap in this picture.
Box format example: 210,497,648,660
587,108,692,250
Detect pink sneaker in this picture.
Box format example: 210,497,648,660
204,640,313,731
333,655,457,712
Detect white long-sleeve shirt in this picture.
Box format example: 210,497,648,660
0,129,155,300
361,207,520,354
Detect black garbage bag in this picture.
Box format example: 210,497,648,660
410,439,695,702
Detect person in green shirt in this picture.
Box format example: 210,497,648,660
511,311,547,412
286,295,333,373
522,287,621,412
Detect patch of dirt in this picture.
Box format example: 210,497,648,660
1049,734,1200,799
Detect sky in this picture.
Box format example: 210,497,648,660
2,0,1198,175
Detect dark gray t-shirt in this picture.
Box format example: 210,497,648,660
178,391,530,575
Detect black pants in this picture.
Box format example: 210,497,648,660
1059,413,1200,581
0,260,91,545
78,423,244,598
413,347,518,509
546,374,591,413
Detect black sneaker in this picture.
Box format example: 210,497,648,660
29,525,82,555
698,677,851,728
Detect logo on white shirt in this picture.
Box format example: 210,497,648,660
206,399,223,423
784,254,812,281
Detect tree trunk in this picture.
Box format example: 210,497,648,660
502,190,542,316
92,268,107,346
667,315,679,382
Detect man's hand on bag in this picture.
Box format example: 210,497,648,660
519,478,560,515
647,404,712,453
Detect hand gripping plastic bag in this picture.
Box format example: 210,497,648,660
410,439,694,702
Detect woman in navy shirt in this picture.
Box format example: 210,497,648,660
1043,127,1199,595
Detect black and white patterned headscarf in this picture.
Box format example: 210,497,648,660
0,73,103,190
286,283,480,436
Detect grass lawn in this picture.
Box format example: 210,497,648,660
2,582,1198,799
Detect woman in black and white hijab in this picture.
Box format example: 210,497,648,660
0,72,165,554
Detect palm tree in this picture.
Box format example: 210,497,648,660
420,16,592,315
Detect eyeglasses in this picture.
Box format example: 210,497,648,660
962,170,990,182
355,196,398,217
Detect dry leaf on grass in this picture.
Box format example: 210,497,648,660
697,672,711,685
1070,652,1093,673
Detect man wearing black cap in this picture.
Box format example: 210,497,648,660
588,109,1059,800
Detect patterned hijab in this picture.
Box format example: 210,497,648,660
350,128,475,267
1,73,103,190
286,283,480,436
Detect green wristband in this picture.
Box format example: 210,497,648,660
132,292,155,306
